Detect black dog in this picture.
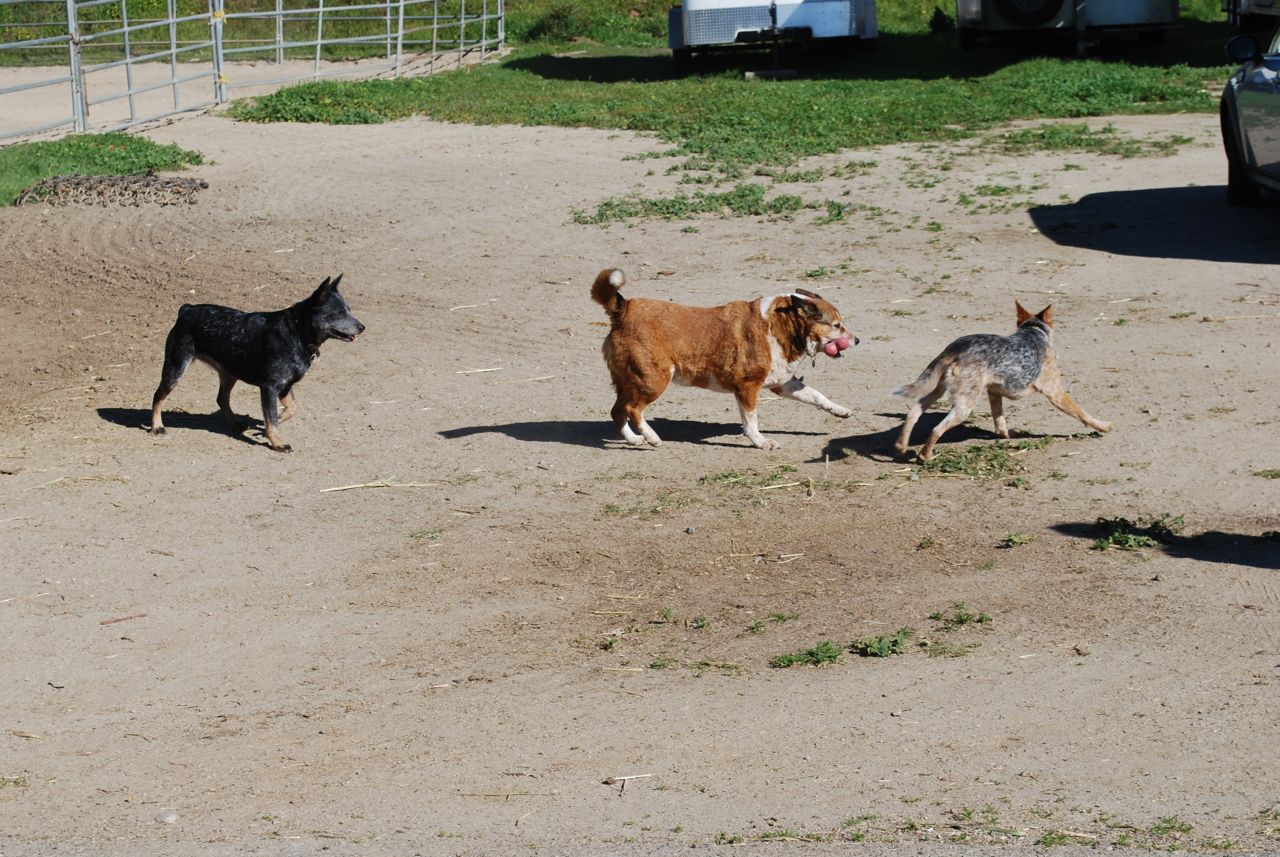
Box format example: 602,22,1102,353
149,275,364,452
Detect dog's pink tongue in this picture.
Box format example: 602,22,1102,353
823,341,841,357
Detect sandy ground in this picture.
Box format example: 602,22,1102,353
1,101,1279,856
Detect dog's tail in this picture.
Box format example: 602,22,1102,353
591,268,626,320
892,355,948,400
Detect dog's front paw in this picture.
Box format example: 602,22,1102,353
270,442,293,453
829,405,853,419
753,437,781,451
1094,420,1114,433
148,426,166,436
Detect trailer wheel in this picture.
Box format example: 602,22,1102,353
993,0,1065,28
673,47,693,75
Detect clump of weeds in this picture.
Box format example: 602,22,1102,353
769,640,841,668
850,627,914,657
1092,514,1185,551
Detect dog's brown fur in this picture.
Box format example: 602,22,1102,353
892,302,1112,461
592,268,855,450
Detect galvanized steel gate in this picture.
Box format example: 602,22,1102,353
0,0,503,142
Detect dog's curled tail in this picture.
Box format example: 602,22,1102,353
591,268,626,319
891,356,947,400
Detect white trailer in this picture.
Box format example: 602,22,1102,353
668,0,878,67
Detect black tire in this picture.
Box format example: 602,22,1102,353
958,27,978,50
993,0,1065,28
1222,101,1261,206
672,47,693,76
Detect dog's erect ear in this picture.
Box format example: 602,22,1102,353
1015,300,1032,325
788,293,822,318
311,274,342,302
795,287,822,301
1037,304,1053,327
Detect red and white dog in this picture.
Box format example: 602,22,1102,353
591,268,856,450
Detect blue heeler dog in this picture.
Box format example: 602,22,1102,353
892,302,1112,461
149,275,364,452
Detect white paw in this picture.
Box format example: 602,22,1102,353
753,437,780,451
830,405,853,419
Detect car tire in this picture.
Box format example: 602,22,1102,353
993,0,1065,28
958,27,978,50
1222,101,1261,206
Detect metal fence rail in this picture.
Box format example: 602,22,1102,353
0,0,503,142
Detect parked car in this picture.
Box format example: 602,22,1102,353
1220,28,1280,204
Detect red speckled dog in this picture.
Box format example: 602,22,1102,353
591,268,856,450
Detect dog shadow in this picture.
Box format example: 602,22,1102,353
818,412,1002,462
438,418,824,449
1051,522,1280,571
97,407,263,447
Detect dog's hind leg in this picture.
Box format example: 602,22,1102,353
918,394,976,462
988,389,1011,439
259,387,292,453
893,385,944,456
149,327,196,435
611,395,663,446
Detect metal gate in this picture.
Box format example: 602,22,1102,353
0,0,504,142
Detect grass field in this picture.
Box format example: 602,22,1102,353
0,0,1236,202
0,133,202,205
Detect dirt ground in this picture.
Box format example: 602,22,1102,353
1,103,1278,856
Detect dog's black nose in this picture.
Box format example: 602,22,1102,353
357,321,366,334
854,336,860,346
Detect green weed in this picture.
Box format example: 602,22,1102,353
1092,514,1185,551
573,183,810,224
769,640,841,668
1253,469,1280,479
998,532,1033,548
850,627,914,657
929,603,991,631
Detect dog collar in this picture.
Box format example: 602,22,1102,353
286,311,322,362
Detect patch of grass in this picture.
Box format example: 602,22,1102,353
1253,469,1280,479
1092,514,1185,551
850,627,914,657
769,611,798,623
769,640,841,668
1036,831,1074,847
573,183,811,224
929,603,991,631
0,133,202,206
690,615,709,630
746,619,766,634
918,439,1050,480
994,122,1193,158
229,48,1224,177
409,528,443,540
1151,816,1194,837
998,532,1033,548
714,832,743,845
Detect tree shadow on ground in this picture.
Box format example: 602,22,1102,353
505,19,1235,85
97,407,261,447
1029,186,1280,265
1051,521,1280,570
439,418,824,449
